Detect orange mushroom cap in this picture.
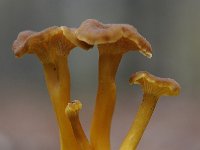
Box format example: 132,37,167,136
76,19,152,58
12,26,92,64
129,71,180,97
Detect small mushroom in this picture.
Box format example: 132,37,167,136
120,71,180,150
12,26,92,150
76,19,152,150
66,100,92,150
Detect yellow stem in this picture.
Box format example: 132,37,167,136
90,53,122,150
66,100,92,150
43,56,80,150
120,94,158,150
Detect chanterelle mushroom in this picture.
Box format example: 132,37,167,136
120,71,180,150
76,19,152,150
12,26,92,150
66,100,92,150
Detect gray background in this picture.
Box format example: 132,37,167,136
0,0,199,149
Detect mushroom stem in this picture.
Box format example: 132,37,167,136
120,94,158,150
90,52,122,150
66,100,92,150
43,55,80,150
43,56,70,99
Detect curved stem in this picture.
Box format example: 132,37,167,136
120,94,158,150
90,52,122,150
66,100,92,150
43,55,80,150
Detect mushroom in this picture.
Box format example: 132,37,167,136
120,71,181,150
76,19,152,150
12,26,92,150
66,100,92,150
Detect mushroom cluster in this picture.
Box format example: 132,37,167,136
12,19,180,150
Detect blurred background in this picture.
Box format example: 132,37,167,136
0,0,200,149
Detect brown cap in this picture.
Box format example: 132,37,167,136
76,19,152,58
61,27,93,50
12,26,92,64
129,71,180,97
